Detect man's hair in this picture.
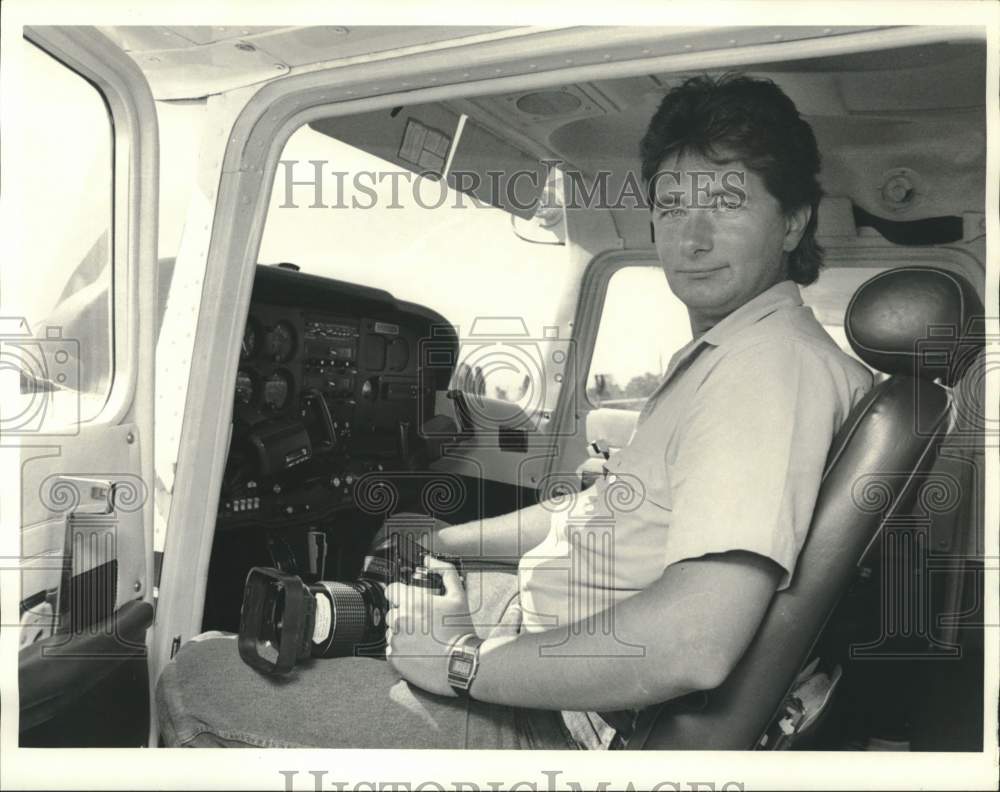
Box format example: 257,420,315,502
640,73,824,285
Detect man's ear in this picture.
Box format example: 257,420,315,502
782,205,812,252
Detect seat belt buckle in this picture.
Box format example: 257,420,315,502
758,661,843,749
591,440,611,460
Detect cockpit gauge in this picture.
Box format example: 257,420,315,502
387,337,409,372
263,370,293,411
266,321,297,363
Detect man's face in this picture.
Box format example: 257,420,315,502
651,150,806,330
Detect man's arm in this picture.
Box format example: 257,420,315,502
386,548,781,707
434,498,555,561
377,498,555,561
470,550,781,710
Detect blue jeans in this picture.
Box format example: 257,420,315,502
156,569,578,749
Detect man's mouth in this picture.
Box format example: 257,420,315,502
676,265,727,278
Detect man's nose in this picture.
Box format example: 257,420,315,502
680,211,713,258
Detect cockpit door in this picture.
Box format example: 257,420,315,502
13,25,158,747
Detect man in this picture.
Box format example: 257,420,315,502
157,74,872,749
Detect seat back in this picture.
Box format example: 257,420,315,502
632,267,984,750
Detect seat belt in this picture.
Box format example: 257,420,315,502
620,705,663,750
617,693,708,750
596,709,638,749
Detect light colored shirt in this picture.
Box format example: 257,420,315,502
514,279,873,747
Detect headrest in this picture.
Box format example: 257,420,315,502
845,267,984,386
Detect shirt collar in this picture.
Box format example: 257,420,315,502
700,279,803,347
638,279,804,416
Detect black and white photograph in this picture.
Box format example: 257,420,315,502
1,2,997,790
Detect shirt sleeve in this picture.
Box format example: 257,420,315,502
662,340,845,590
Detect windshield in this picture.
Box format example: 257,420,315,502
260,122,575,409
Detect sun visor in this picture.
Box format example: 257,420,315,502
309,104,545,219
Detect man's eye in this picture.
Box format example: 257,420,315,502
714,193,744,211
657,207,687,220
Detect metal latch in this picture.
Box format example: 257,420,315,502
55,476,116,514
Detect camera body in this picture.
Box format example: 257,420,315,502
238,534,462,675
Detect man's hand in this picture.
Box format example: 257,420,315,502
384,555,474,697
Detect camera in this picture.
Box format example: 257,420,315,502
238,534,463,675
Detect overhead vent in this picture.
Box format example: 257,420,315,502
493,84,613,127
515,90,583,117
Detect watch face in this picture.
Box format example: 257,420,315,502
448,637,482,694
451,657,474,675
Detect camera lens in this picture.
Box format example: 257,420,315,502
311,580,387,658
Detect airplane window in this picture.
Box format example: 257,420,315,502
587,265,691,410
8,39,114,425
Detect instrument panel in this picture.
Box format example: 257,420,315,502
218,264,457,531
235,305,420,428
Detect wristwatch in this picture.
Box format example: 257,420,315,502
447,633,484,698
